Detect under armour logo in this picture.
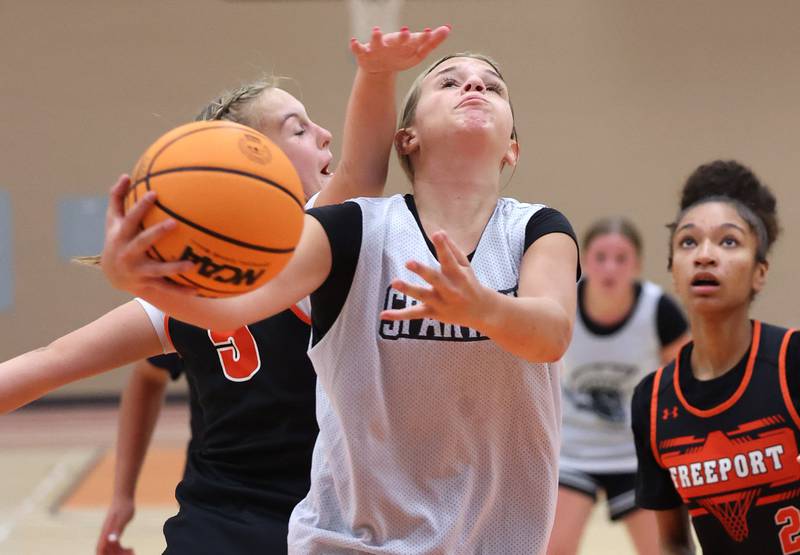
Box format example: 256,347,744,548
662,406,679,420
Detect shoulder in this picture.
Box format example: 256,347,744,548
511,201,579,279
755,321,794,366
641,280,664,298
632,370,658,419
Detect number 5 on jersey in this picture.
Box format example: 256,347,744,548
208,327,261,382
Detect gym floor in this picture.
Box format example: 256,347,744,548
0,404,636,554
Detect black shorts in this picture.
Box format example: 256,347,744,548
163,501,289,555
558,467,639,521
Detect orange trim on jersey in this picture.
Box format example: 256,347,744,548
163,314,175,352
650,366,665,467
673,320,762,418
779,329,800,429
290,304,311,326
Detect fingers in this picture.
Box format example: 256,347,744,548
391,278,435,305
381,303,432,321
398,26,410,43
439,231,470,266
369,26,383,50
405,260,446,289
118,191,157,240
107,174,131,223
136,258,194,278
124,218,177,259
415,25,450,59
349,37,367,56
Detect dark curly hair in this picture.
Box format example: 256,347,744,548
667,160,779,268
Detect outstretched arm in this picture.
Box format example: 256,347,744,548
101,176,332,331
315,25,450,207
0,301,163,413
96,358,171,555
381,231,577,363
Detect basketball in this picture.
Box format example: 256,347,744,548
124,121,305,297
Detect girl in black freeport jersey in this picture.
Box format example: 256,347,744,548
632,160,800,555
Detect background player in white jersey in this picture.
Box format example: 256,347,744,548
101,51,580,554
547,218,688,555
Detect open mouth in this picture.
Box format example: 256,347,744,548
690,273,720,293
321,163,333,176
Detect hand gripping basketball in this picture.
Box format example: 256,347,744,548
101,174,193,296
104,121,306,298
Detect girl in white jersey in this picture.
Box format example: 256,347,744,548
547,218,688,555
102,52,580,554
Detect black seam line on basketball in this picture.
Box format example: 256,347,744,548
166,273,245,295
141,121,244,195
131,166,304,209
154,200,297,253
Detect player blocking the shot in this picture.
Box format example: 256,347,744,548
631,160,800,555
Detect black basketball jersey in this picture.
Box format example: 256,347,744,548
645,321,800,554
165,306,318,518
146,353,204,454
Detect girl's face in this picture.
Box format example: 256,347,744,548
408,57,516,165
670,201,767,316
582,233,640,296
256,88,333,200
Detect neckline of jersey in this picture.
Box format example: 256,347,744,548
403,194,497,263
578,280,644,336
673,320,762,418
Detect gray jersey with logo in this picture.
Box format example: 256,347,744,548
560,280,663,473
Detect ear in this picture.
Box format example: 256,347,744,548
752,260,769,294
501,140,519,169
394,128,419,156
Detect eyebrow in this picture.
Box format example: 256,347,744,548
433,64,503,81
675,222,747,233
281,113,303,125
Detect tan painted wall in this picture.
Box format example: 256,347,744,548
1,0,798,396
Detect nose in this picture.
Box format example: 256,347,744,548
694,239,718,267
315,124,332,150
461,75,485,93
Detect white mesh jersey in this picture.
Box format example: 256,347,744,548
288,195,562,555
559,280,663,473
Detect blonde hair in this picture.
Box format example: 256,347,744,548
196,75,288,127
396,52,518,182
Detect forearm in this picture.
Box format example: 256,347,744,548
320,69,395,205
0,303,163,413
477,292,572,363
113,369,167,499
133,287,253,331
0,347,73,413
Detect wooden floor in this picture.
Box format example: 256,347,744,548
0,405,638,554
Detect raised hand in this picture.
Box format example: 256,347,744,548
349,25,451,74
96,496,135,555
380,231,493,330
100,174,193,295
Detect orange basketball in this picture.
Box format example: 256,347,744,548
125,121,305,297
